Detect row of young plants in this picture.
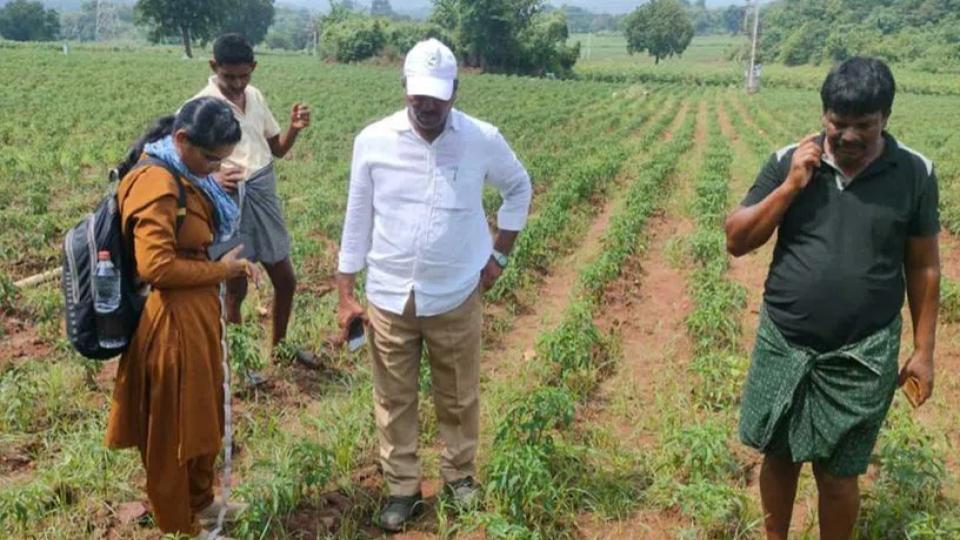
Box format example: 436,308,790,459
726,95,960,535
191,87,685,538
203,90,675,538
472,113,698,538
0,57,657,537
722,97,773,162
193,85,688,537
575,60,960,97
489,93,679,305
641,107,758,538
0,46,627,278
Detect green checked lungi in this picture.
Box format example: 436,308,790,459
739,308,902,477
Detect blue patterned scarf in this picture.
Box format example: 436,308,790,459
143,136,239,242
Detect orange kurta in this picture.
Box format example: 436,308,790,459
105,163,231,479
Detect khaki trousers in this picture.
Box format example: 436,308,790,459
367,289,482,496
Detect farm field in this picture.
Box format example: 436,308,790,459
2,39,960,539
570,33,960,97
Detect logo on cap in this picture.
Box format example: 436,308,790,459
426,48,440,69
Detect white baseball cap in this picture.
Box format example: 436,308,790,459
403,38,458,101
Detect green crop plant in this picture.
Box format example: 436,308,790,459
940,277,960,323
226,323,265,389
480,112,698,535
856,404,958,538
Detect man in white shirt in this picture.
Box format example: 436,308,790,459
336,38,532,532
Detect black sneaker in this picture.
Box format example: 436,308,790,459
244,370,268,387
377,492,424,532
292,349,321,370
274,341,322,370
443,476,481,509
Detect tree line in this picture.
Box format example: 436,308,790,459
6,0,955,76
756,0,960,73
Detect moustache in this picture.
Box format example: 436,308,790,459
833,138,866,151
414,111,442,125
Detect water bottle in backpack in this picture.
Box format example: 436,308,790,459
94,250,127,349
62,157,185,360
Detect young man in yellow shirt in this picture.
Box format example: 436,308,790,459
194,33,316,374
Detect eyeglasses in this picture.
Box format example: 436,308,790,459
190,141,227,166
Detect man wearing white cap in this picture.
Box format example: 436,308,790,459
335,38,533,531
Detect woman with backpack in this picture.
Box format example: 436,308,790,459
104,97,256,539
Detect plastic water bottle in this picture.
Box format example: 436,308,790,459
94,250,126,349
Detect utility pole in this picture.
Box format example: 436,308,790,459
746,0,761,94
94,0,118,42
94,0,101,41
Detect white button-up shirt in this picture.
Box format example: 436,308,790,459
338,108,532,317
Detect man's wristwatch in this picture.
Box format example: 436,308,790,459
491,249,509,269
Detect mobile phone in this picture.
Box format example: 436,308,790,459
347,317,365,352
902,376,922,408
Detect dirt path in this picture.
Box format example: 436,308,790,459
480,100,690,389
716,101,770,356
575,99,709,538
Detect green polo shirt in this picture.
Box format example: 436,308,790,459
742,133,939,352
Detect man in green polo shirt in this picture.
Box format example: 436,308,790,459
725,57,940,540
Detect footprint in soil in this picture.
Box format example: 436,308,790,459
284,491,354,537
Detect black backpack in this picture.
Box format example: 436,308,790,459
62,158,186,360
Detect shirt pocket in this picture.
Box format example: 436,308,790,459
868,203,908,255
435,165,483,211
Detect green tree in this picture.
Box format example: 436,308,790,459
515,10,579,76
431,0,576,75
429,0,460,31
0,0,60,41
220,0,275,46
722,5,745,35
264,5,313,50
320,15,385,62
135,0,234,58
382,20,453,58
624,0,694,64
59,3,96,41
688,0,713,35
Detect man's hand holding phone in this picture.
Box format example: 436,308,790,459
786,133,823,192
337,295,367,352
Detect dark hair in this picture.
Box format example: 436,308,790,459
820,57,896,117
213,33,254,65
113,97,241,180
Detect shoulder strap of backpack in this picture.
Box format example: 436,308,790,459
132,157,188,233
